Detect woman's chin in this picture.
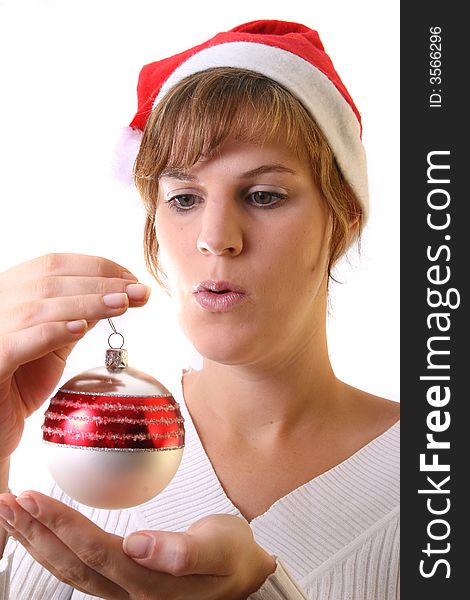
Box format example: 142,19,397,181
193,340,255,365
184,324,261,366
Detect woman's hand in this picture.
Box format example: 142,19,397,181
0,491,276,599
0,253,150,461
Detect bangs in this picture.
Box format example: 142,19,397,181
134,67,322,190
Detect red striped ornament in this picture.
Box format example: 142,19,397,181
42,348,185,509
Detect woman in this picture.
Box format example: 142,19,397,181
0,20,399,599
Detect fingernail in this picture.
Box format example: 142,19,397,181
0,503,14,523
103,293,128,308
124,534,153,558
126,283,150,301
16,494,38,516
66,320,87,334
122,271,138,281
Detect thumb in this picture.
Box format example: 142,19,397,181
123,515,244,576
123,529,213,576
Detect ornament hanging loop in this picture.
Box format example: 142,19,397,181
105,319,128,370
107,318,125,349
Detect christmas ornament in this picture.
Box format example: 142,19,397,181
42,320,184,509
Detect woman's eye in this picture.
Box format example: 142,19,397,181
167,194,199,211
249,191,287,208
165,191,287,212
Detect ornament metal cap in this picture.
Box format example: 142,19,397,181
105,347,128,370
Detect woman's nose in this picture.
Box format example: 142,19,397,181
196,200,243,257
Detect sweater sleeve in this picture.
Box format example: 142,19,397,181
249,558,309,600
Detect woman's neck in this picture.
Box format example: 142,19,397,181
184,328,342,442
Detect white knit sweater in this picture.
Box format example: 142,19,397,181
0,372,400,600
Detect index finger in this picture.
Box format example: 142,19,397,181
0,492,128,600
12,491,149,590
0,253,138,292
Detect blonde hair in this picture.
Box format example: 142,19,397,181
134,67,362,289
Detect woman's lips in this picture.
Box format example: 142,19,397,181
192,280,248,312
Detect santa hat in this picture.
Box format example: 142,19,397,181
119,20,368,219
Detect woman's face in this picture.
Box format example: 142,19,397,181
155,136,332,367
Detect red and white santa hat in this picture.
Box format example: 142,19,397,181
119,20,369,219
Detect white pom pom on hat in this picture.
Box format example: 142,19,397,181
117,19,369,220
112,126,145,187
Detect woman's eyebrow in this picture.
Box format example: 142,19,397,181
239,164,298,178
160,169,198,182
160,164,297,182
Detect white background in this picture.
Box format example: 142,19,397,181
0,0,399,492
